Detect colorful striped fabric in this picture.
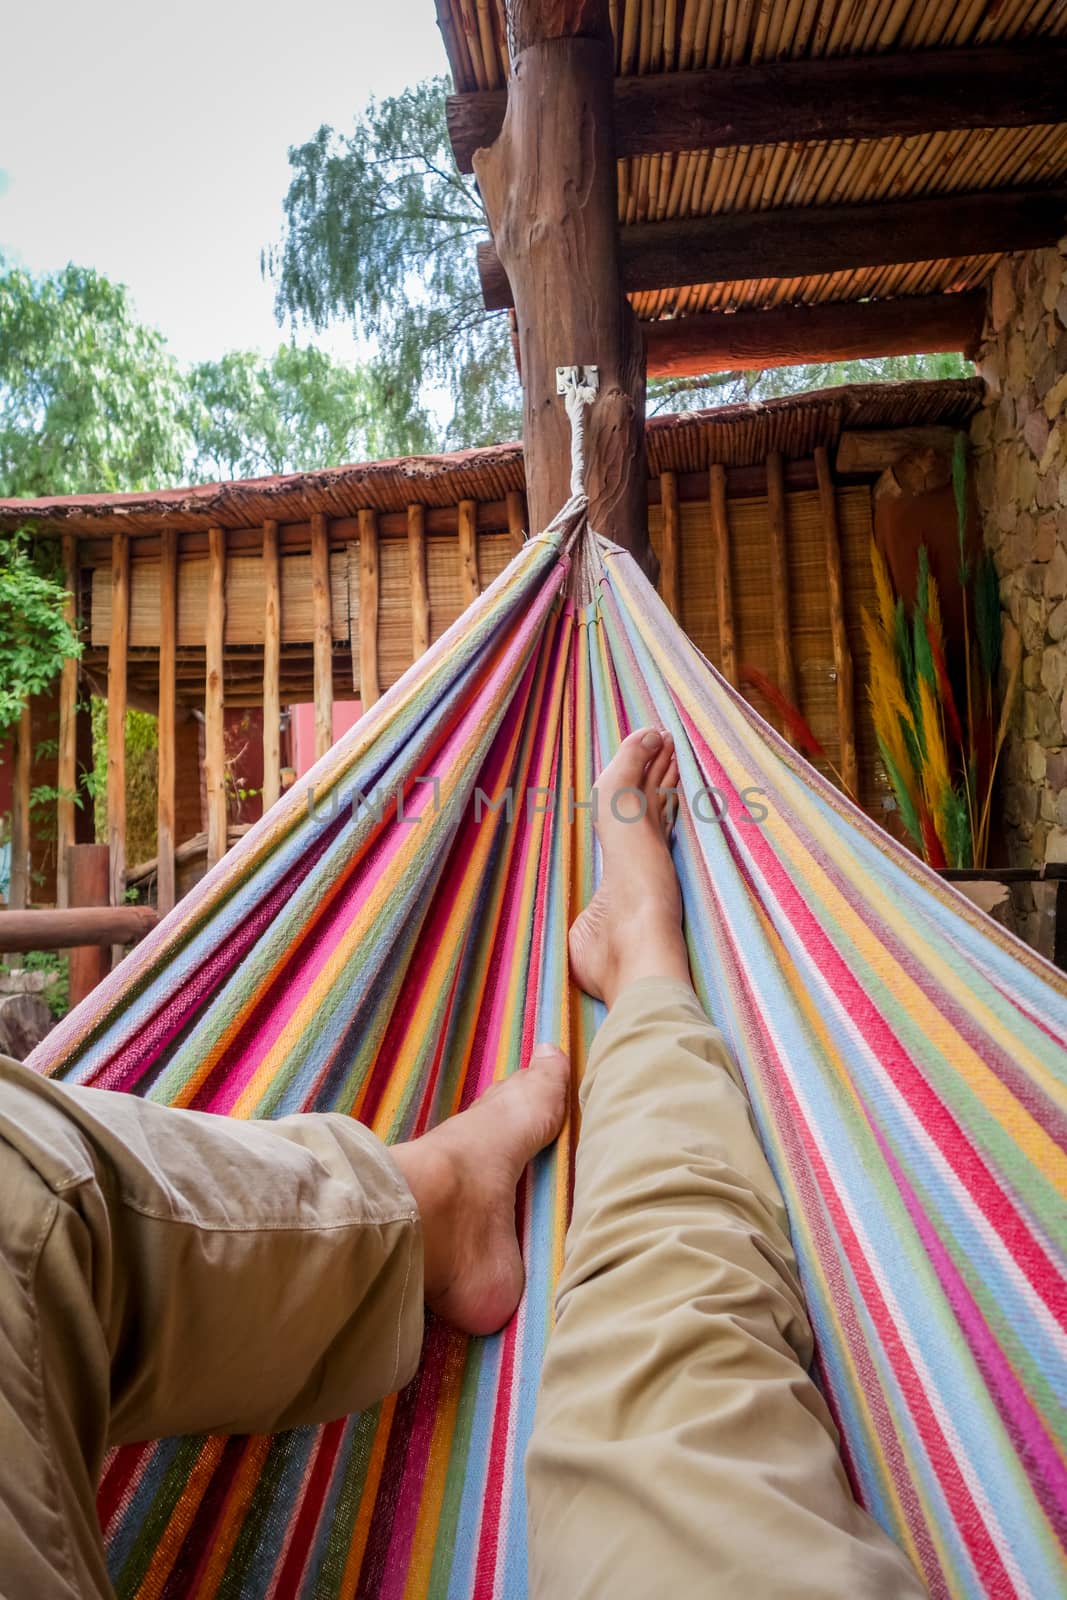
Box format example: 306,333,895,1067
32,500,1067,1599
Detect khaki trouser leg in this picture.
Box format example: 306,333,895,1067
0,1054,423,1600
527,978,926,1599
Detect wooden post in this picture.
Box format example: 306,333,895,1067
358,509,381,709
506,489,527,553
815,446,859,796
7,705,31,963
205,527,227,869
68,843,110,1008
107,534,129,910
710,465,736,687
311,512,333,760
659,471,680,617
56,534,79,908
157,528,177,915
458,500,480,606
766,452,798,741
262,520,281,811
473,0,649,569
408,505,430,658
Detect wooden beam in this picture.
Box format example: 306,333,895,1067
458,499,481,606
262,519,281,811
709,465,736,689
55,533,79,908
836,427,957,475
478,186,1067,310
107,533,129,911
311,511,333,760
157,528,177,915
358,509,380,709
815,447,858,798
8,705,30,948
473,0,649,568
765,454,797,744
408,505,430,658
0,905,158,953
205,526,226,869
506,489,526,554
658,471,680,618
448,42,1067,172
643,292,986,377
68,843,109,1006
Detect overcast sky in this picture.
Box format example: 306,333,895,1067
0,0,449,365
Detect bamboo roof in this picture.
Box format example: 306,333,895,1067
437,0,1067,320
0,378,982,539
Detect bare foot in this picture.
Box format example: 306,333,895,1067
391,1046,569,1335
569,728,690,1010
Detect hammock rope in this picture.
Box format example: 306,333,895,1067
31,490,1067,1599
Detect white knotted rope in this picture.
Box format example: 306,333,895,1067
558,366,599,499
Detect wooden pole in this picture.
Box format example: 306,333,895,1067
56,534,79,908
659,471,680,618
458,500,480,606
408,505,430,658
710,465,736,688
107,533,129,911
157,528,177,915
262,520,281,811
358,509,380,709
505,489,527,553
311,511,333,760
205,526,227,869
8,704,31,963
67,843,110,1007
0,905,158,953
766,452,797,741
473,0,649,570
815,446,858,797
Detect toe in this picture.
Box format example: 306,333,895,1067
521,1046,570,1150
645,732,675,794
598,728,663,794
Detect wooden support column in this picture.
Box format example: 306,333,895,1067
766,453,797,741
408,505,430,658
68,843,110,1008
205,527,227,869
107,533,129,910
8,704,31,956
311,512,334,760
458,500,480,606
473,0,649,569
710,465,736,688
506,489,527,554
815,447,858,797
262,520,281,811
358,510,380,709
658,471,680,617
157,529,177,915
56,534,79,908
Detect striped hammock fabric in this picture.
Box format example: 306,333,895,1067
33,500,1067,1600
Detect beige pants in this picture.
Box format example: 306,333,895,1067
0,980,924,1598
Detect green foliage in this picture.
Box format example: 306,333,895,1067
0,951,70,1019
183,344,432,481
0,534,81,738
976,549,1002,688
91,699,159,867
0,259,190,498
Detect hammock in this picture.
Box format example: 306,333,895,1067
32,495,1067,1600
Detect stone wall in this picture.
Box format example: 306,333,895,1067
970,241,1067,946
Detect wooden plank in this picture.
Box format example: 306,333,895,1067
311,511,333,759
643,292,986,377
205,526,227,869
408,505,430,658
55,533,79,908
157,528,178,915
68,843,109,1006
765,452,797,742
358,509,380,709
457,499,481,606
0,905,158,952
262,519,281,811
8,704,31,950
505,489,527,553
709,465,736,689
815,447,858,797
479,187,1067,309
107,533,129,911
448,42,1067,171
658,471,680,618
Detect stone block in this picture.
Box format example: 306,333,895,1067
1008,330,1027,387
1041,786,1057,822
1044,371,1067,421
991,257,1016,332
1024,653,1042,689
1038,422,1062,477
1024,408,1050,461
970,406,993,449
1035,515,1057,562
1022,689,1040,738
1024,598,1046,652
1046,250,1065,312
1027,739,1049,783
1037,468,1060,510
1045,544,1067,599
1039,692,1063,744
1044,826,1067,865
1045,747,1067,789
1057,790,1067,831
1058,285,1067,331
1042,644,1067,699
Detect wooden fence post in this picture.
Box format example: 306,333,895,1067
359,510,381,709
262,520,281,810
56,534,79,908
205,527,227,869
311,512,333,760
107,533,129,910
68,843,110,1008
157,528,178,914
408,505,430,659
